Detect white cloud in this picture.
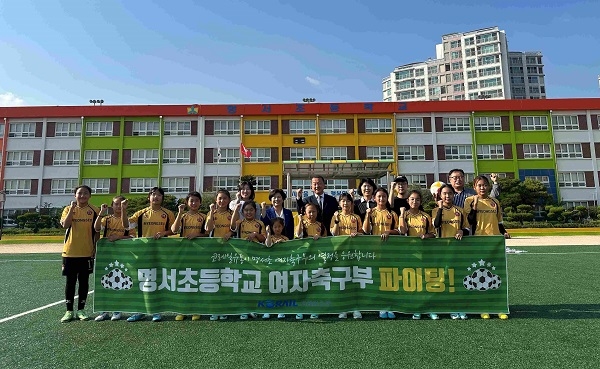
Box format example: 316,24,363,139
0,92,25,106
305,76,321,86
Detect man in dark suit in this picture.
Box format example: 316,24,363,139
295,175,338,236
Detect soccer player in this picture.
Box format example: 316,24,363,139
295,202,325,320
399,190,436,320
94,195,131,322
205,189,235,241
331,192,363,320
171,191,207,322
432,184,469,320
59,185,99,322
362,187,399,320
464,175,510,320
263,220,288,320
121,187,175,322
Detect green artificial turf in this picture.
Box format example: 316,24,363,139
1,246,600,368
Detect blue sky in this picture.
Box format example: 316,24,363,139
0,0,598,106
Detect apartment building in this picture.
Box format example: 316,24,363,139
382,26,545,102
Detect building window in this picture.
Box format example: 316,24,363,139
477,144,504,159
524,176,550,186
405,174,427,188
365,118,392,133
467,81,478,89
4,179,32,195
523,144,551,158
464,37,475,46
465,48,476,57
132,121,160,136
474,116,501,131
451,62,461,70
131,149,159,164
320,119,347,134
555,143,583,158
415,78,425,87
163,149,191,164
396,118,423,132
9,123,35,137
445,145,472,160
467,70,478,79
53,150,80,166
450,51,462,59
84,150,111,165
563,201,589,209
398,80,414,90
289,119,316,134
366,146,394,160
0,124,3,137
397,145,425,160
443,117,470,132
321,147,348,160
130,178,158,193
214,120,240,135
6,151,34,166
212,176,238,191
480,77,501,88
427,66,439,75
82,178,110,194
479,55,500,65
558,172,586,188
551,115,579,130
50,179,79,194
164,121,191,136
244,120,271,135
415,69,424,77
255,176,272,191
162,177,190,193
86,121,113,136
476,32,498,44
246,148,271,162
290,147,316,160
326,179,348,191
465,59,476,68
452,73,464,82
428,76,439,84
450,40,461,48
395,70,414,80
520,116,548,131
214,148,239,163
478,44,499,55
55,122,82,137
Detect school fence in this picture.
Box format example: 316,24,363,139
93,236,509,314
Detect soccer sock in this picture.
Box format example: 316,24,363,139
77,272,90,310
65,273,77,311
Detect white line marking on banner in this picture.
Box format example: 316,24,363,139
0,290,94,324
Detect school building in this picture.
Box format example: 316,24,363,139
0,98,599,215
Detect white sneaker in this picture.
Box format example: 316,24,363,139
338,312,347,319
210,315,218,321
262,313,270,319
310,314,319,319
277,314,286,319
94,312,109,321
352,311,363,319
111,312,122,321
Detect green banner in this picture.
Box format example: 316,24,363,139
93,236,509,315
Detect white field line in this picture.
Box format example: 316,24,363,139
0,290,94,324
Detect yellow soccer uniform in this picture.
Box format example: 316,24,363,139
61,204,99,257
463,196,502,235
100,215,129,238
270,235,289,244
368,209,399,236
238,219,266,241
177,212,207,237
432,206,467,238
301,219,325,238
128,207,175,238
210,209,233,237
404,210,434,237
331,213,362,235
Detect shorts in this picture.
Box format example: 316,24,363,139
62,257,94,276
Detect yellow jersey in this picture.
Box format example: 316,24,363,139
61,204,99,257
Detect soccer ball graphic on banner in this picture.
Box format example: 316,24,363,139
463,268,501,291
429,181,445,197
101,265,133,290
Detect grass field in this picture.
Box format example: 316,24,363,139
1,245,600,368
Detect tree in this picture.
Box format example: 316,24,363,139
497,178,552,211
123,194,179,216
545,206,565,222
239,175,256,186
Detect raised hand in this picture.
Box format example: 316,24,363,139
121,199,128,209
100,203,108,214
178,203,186,214
209,203,216,212
296,188,303,199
